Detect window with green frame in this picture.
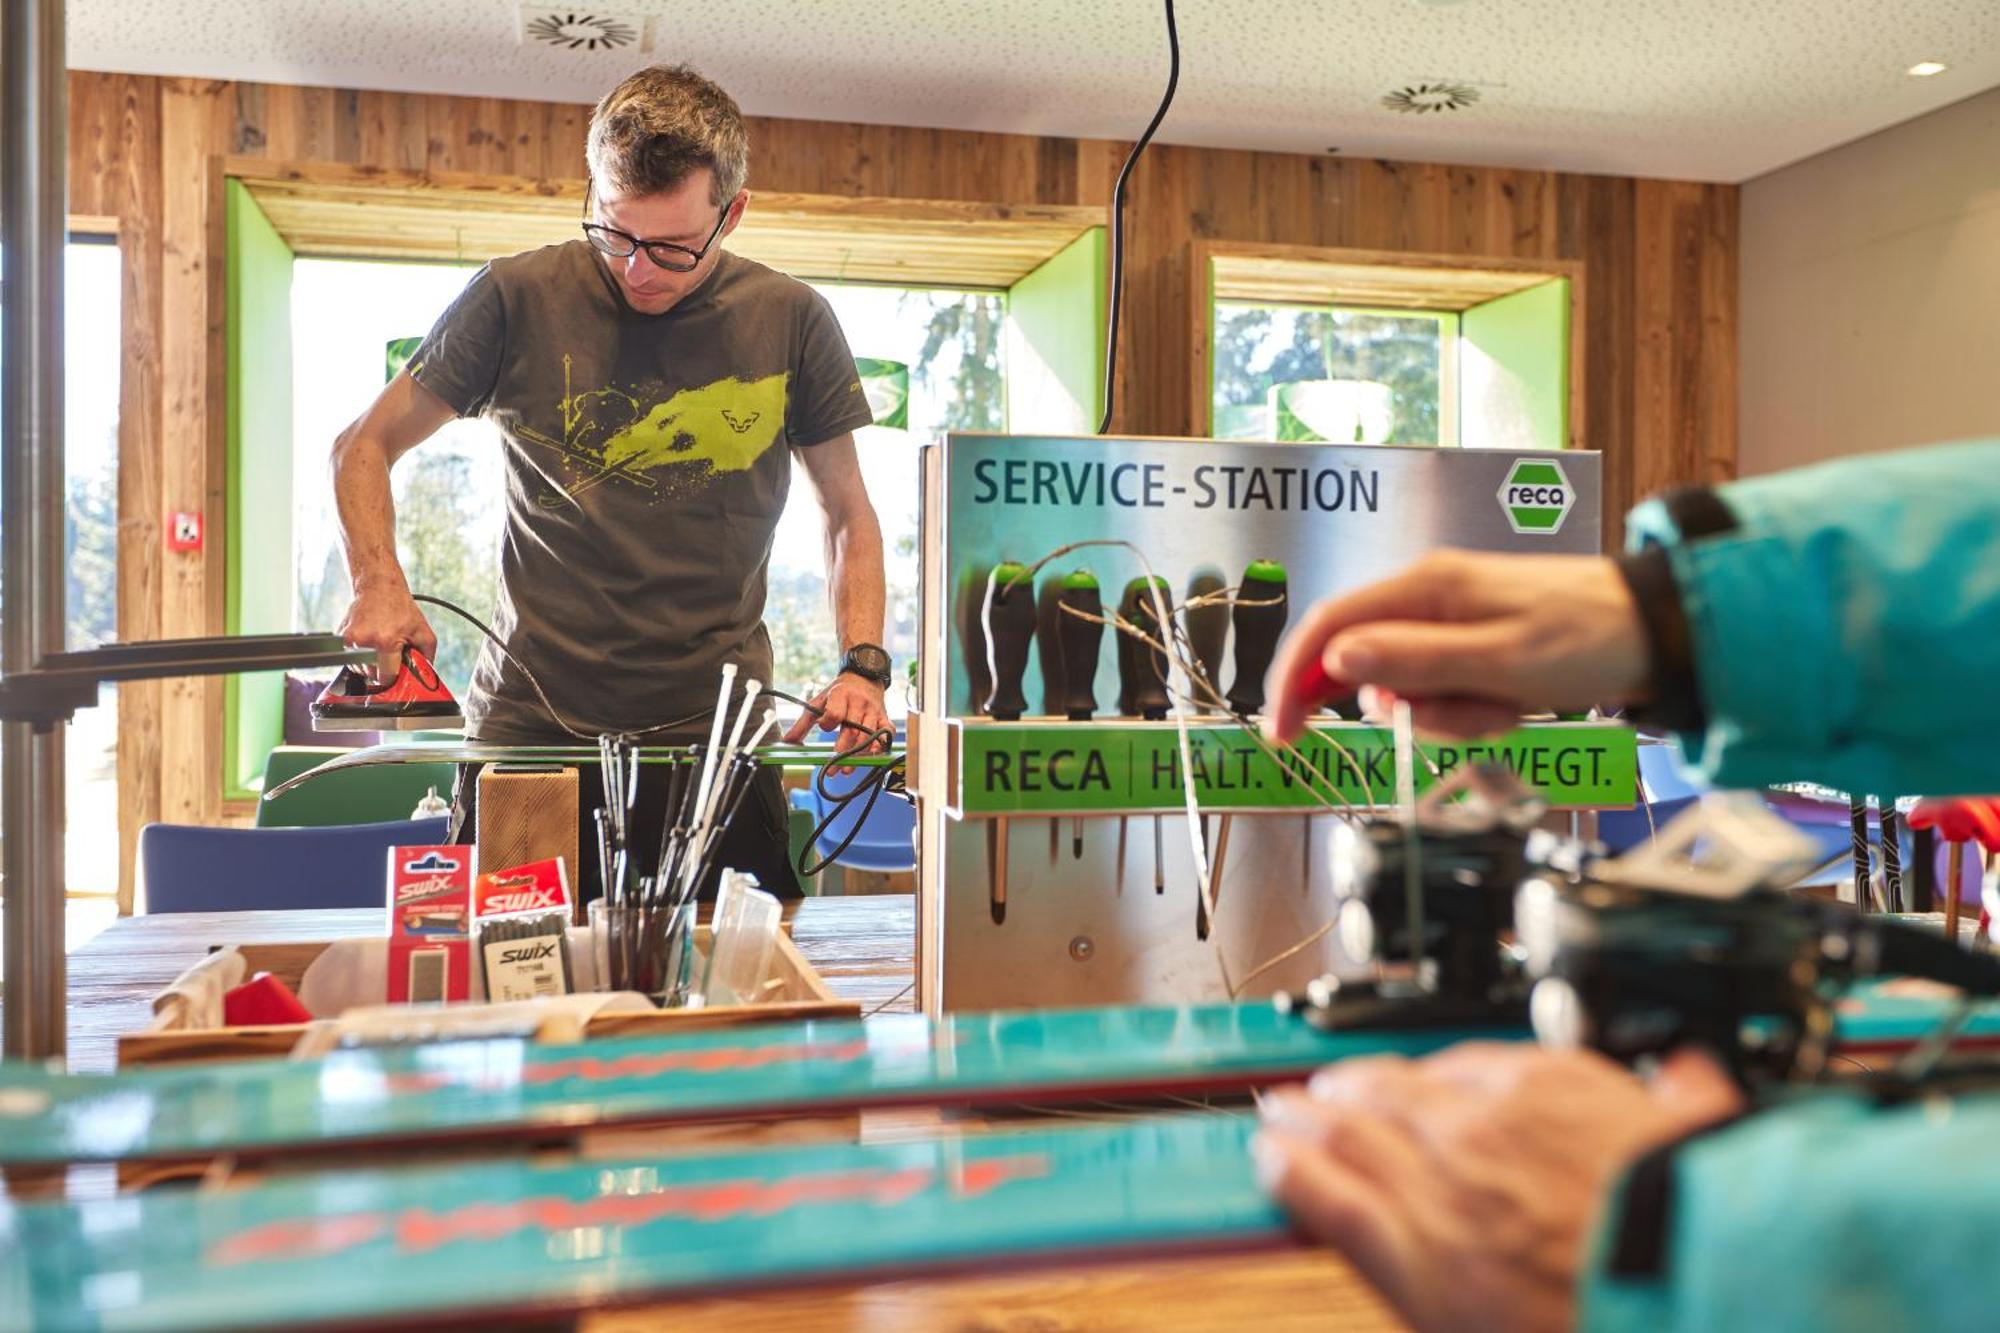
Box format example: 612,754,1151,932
224,175,1106,794
1209,275,1570,451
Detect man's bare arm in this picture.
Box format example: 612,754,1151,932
785,433,890,747
330,370,458,672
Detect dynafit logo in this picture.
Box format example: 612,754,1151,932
1498,458,1574,535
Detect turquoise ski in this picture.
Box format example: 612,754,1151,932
0,1113,1289,1331
0,1001,1509,1167
2,983,1985,1169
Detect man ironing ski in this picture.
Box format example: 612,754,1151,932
330,64,891,898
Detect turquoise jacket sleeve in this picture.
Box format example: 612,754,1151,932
1580,1091,2000,1331
1625,439,2000,796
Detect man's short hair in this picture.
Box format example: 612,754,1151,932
587,64,748,205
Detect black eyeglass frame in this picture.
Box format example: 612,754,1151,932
581,185,734,273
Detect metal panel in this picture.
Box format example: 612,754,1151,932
913,434,1608,1013
934,434,1600,716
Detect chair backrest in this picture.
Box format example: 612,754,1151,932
799,769,916,875
139,817,450,913
255,746,457,828
1637,740,1703,803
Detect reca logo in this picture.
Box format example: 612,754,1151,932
1498,458,1574,534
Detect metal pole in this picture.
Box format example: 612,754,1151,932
2,0,71,1062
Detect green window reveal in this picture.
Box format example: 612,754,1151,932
1005,228,1107,433
223,180,297,801
1460,278,1569,453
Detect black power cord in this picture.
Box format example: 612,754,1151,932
411,593,712,740
405,592,907,879
1097,0,1182,436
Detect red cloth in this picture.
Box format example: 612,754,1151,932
1906,797,2000,853
222,972,313,1027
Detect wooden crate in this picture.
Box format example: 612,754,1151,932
119,926,858,1069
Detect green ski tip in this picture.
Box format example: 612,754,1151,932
1243,559,1287,583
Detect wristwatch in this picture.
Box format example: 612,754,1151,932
839,643,893,689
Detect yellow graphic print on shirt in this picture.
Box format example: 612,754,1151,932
520,355,790,507
600,372,788,475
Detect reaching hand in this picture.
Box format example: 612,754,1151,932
781,671,892,760
1263,550,1653,743
1253,1043,1743,1333
1907,797,2000,852
338,583,438,679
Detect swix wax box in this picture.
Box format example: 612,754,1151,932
473,858,575,1002
386,846,473,1003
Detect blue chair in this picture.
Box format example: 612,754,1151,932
1597,740,1703,852
139,817,450,913
788,767,916,893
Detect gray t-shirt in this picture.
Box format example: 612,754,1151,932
409,242,872,741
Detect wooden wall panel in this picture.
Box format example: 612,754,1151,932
156,79,233,839
65,70,1736,897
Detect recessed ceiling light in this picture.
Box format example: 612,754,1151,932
1907,61,1949,77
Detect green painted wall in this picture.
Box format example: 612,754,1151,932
224,179,296,799
1004,228,1107,432
1460,278,1568,452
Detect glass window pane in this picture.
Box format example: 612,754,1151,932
291,258,504,695
65,239,122,902
773,285,1006,713
1212,302,1443,445
291,262,1003,726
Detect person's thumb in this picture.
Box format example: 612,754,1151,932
1649,1047,1746,1131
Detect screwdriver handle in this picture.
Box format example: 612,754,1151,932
1289,653,1354,717
1120,576,1173,720
986,562,1037,721
1054,570,1104,721
1224,559,1288,716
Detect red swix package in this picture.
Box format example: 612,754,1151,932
472,858,570,920
386,846,473,1004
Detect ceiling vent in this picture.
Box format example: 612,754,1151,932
1381,82,1481,114
519,9,642,52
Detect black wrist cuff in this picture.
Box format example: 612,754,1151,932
1617,483,1739,736
1604,1108,1755,1278
1617,547,1705,735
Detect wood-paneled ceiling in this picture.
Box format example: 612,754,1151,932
70,0,2000,183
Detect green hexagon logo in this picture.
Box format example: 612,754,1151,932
1498,458,1574,535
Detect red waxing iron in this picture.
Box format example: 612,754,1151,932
311,645,464,732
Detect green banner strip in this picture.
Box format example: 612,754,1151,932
957,722,1636,814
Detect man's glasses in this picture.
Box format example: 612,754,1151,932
581,186,732,274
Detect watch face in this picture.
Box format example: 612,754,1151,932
847,645,891,680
